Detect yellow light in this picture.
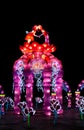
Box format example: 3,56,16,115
51,93,56,96
75,91,80,94
42,54,46,59
0,94,5,97
67,92,72,96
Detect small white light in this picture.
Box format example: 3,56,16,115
26,31,28,34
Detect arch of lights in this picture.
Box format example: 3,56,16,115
13,25,63,115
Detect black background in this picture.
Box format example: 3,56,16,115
0,2,84,96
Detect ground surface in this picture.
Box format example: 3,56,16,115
0,107,84,130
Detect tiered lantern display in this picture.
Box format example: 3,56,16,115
13,25,63,115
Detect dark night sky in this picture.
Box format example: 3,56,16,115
0,2,84,96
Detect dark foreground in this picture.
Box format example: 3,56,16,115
0,107,84,130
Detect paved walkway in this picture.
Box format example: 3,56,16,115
0,107,84,130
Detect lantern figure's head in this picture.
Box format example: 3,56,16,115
19,25,56,54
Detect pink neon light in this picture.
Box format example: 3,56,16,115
13,25,63,115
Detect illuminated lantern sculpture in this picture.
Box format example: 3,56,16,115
62,81,72,108
13,25,63,115
0,84,5,99
75,80,84,107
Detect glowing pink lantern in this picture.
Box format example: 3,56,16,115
13,25,63,116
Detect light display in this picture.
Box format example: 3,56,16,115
50,97,62,113
13,25,63,115
77,80,84,92
50,97,61,124
0,85,5,98
62,81,72,108
0,96,14,119
17,101,36,126
51,61,58,92
75,80,84,107
76,96,84,119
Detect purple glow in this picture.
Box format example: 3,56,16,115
13,25,64,115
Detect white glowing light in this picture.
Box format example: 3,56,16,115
34,71,43,92
26,31,29,34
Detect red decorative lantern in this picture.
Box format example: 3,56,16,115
25,33,34,42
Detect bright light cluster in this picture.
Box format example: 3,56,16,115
0,85,5,98
51,62,59,92
13,60,25,93
34,71,43,92
20,42,56,54
75,80,84,107
76,96,84,114
26,25,49,43
62,81,71,92
78,80,84,90
62,81,72,108
17,101,36,117
50,97,62,113
13,25,63,115
19,25,56,54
